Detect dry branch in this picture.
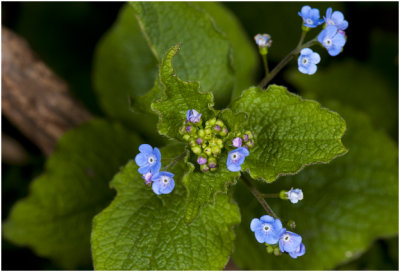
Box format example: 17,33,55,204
2,26,92,155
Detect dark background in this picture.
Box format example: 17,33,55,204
2,2,398,270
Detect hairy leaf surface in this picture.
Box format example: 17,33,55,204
3,120,142,269
91,144,241,270
232,103,398,269
232,85,347,182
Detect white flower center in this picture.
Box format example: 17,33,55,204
325,38,332,46
148,156,156,165
283,234,290,241
302,57,309,65
327,19,335,25
162,176,170,184
263,223,271,232
230,152,240,161
306,18,313,25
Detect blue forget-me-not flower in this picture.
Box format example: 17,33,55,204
186,109,202,123
289,243,306,259
151,171,175,195
298,6,324,28
318,25,346,56
135,144,162,175
251,215,286,244
324,7,348,31
298,48,321,75
254,34,272,48
279,231,302,253
227,147,249,172
287,188,304,204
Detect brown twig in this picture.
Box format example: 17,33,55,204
1,26,92,156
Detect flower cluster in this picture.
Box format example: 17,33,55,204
297,6,348,75
251,215,305,259
135,144,175,195
180,109,254,173
180,110,229,172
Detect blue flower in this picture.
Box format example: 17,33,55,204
134,144,162,175
318,25,346,56
324,7,348,31
298,48,320,75
254,34,272,48
227,147,249,172
298,6,324,28
186,109,202,123
289,243,306,259
151,171,175,195
287,188,304,204
279,231,302,253
250,215,286,244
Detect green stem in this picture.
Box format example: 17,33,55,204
260,193,280,198
162,152,186,171
258,35,318,89
262,54,269,78
242,175,279,219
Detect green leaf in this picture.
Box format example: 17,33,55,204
152,45,215,140
232,103,398,269
92,5,160,140
194,2,258,98
286,60,398,136
131,2,235,108
232,85,347,182
91,144,241,270
3,119,142,269
183,153,240,224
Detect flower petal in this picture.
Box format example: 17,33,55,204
250,218,261,231
139,144,153,154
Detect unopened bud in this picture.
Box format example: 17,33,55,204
196,138,203,145
183,134,190,141
232,137,242,148
200,164,209,172
197,156,207,165
211,146,220,156
198,129,205,137
220,127,228,137
266,245,274,254
208,157,217,168
246,139,254,148
244,131,253,139
179,126,186,135
287,220,296,230
216,120,224,127
204,147,212,156
192,146,202,155
273,247,281,256
214,125,221,132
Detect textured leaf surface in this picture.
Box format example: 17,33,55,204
92,5,160,139
194,2,258,98
183,154,240,224
232,85,347,182
232,103,398,269
152,45,214,140
3,120,142,269
91,144,241,270
131,2,235,108
286,60,398,136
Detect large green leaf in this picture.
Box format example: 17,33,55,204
232,103,398,269
194,2,258,99
152,45,215,141
232,85,347,182
92,5,160,140
286,60,398,137
130,2,236,108
3,120,142,269
91,144,241,270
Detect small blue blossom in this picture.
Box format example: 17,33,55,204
151,171,175,195
227,147,249,172
279,231,302,253
135,144,161,175
324,7,348,31
287,188,304,204
318,25,346,56
250,215,286,244
298,6,324,28
289,243,306,259
298,48,320,75
254,34,272,48
186,109,202,123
